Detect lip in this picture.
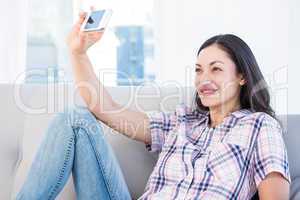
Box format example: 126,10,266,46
199,84,218,92
198,81,218,96
200,89,218,95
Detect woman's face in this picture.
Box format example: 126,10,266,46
194,44,245,110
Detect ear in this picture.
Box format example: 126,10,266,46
240,79,246,86
238,74,246,86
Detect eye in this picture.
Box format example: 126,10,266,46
212,67,222,71
195,68,202,73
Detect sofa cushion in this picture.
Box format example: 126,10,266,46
279,115,300,199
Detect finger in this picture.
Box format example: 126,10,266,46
95,31,104,38
78,11,86,19
79,31,88,37
93,33,103,40
73,12,87,29
78,12,87,24
87,31,102,36
91,28,106,33
85,31,102,39
87,32,98,39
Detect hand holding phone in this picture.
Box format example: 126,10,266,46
67,9,112,54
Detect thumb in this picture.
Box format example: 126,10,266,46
75,11,87,28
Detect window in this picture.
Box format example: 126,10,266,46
25,0,155,86
25,0,73,83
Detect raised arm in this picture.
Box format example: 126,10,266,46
66,12,151,144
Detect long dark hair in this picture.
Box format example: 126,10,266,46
194,34,277,121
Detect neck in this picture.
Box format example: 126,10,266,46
208,101,241,128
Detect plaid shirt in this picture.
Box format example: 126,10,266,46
139,103,290,200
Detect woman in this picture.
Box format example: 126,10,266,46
16,12,290,200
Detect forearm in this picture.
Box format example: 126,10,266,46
258,172,290,200
69,53,115,119
69,53,151,142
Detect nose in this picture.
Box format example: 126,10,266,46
195,70,214,86
201,80,213,85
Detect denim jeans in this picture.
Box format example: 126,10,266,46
16,106,131,200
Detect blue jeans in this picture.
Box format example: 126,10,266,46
16,106,131,200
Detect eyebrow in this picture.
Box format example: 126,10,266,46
195,60,225,67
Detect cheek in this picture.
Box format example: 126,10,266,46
217,72,237,89
218,79,240,99
194,74,201,87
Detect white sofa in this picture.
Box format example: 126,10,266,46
0,83,299,199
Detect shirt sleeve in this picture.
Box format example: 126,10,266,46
252,114,291,187
144,105,180,153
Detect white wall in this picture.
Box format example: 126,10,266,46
0,0,28,83
289,0,300,114
153,0,298,114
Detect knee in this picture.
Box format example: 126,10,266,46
49,106,103,138
61,106,101,132
49,106,105,141
60,105,91,124
50,106,89,126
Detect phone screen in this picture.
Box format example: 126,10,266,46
84,10,105,29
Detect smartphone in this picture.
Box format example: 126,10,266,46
81,9,112,32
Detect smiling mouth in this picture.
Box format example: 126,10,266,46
199,89,218,95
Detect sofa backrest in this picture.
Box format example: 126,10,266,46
0,84,25,200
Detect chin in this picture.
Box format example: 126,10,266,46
198,90,224,108
200,99,220,108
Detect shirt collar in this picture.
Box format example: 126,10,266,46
197,108,253,126
187,108,253,144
